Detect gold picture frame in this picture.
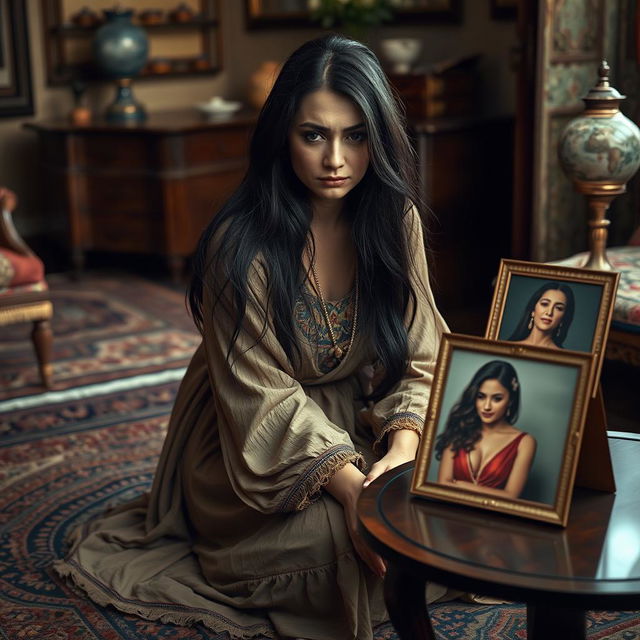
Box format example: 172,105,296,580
411,334,594,526
485,259,619,396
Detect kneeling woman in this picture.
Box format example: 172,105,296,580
435,360,536,499
55,35,447,640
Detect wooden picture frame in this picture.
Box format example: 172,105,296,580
244,0,463,29
411,334,594,526
0,0,34,117
485,259,619,396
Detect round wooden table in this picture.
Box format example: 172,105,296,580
358,431,640,640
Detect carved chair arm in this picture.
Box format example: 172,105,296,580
0,186,33,257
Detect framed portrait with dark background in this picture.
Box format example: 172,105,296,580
0,0,34,117
485,259,619,395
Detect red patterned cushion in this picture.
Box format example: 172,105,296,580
553,246,640,329
0,248,45,291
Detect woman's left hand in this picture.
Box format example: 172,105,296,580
363,429,420,488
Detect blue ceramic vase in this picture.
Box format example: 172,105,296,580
93,8,149,122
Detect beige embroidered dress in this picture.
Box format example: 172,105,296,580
55,209,447,640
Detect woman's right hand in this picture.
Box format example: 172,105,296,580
326,463,387,579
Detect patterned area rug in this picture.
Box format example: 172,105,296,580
2,380,640,639
0,274,200,401
1,275,639,638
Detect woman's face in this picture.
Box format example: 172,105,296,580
475,379,510,426
532,289,567,333
288,88,369,207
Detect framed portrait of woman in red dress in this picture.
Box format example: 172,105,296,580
411,334,594,526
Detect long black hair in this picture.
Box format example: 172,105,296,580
188,34,428,401
434,360,521,459
507,282,575,347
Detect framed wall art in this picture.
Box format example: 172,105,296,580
411,334,595,526
0,0,34,117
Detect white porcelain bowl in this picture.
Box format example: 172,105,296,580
380,38,422,74
195,97,243,117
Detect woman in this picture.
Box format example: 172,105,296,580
435,360,536,499
507,281,575,349
54,35,447,640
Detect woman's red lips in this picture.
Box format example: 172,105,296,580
319,176,347,183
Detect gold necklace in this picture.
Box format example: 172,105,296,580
308,257,359,361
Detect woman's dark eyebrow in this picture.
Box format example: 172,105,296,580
541,298,566,307
298,121,366,132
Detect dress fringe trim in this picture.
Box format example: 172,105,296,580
278,444,365,512
53,557,276,639
373,412,423,455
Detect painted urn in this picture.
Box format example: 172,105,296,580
558,61,640,270
558,61,640,193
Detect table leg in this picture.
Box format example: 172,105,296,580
383,564,436,640
527,604,586,639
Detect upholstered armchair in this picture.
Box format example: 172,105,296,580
0,186,54,388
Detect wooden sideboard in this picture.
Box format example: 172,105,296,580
25,111,513,310
25,110,255,280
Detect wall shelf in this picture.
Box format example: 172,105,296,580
41,0,221,85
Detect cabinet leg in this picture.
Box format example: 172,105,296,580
72,248,85,279
167,255,185,283
32,319,54,389
383,564,436,640
527,604,586,640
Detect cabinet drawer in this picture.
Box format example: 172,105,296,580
84,176,160,217
181,126,252,166
71,134,158,170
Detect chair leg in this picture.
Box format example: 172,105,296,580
31,318,53,389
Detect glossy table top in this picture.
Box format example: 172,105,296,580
359,432,640,609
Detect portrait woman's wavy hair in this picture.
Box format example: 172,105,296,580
434,360,521,459
188,34,432,401
507,281,575,347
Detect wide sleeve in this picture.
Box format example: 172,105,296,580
360,207,449,454
201,257,364,515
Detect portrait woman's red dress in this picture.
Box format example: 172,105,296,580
452,432,528,489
